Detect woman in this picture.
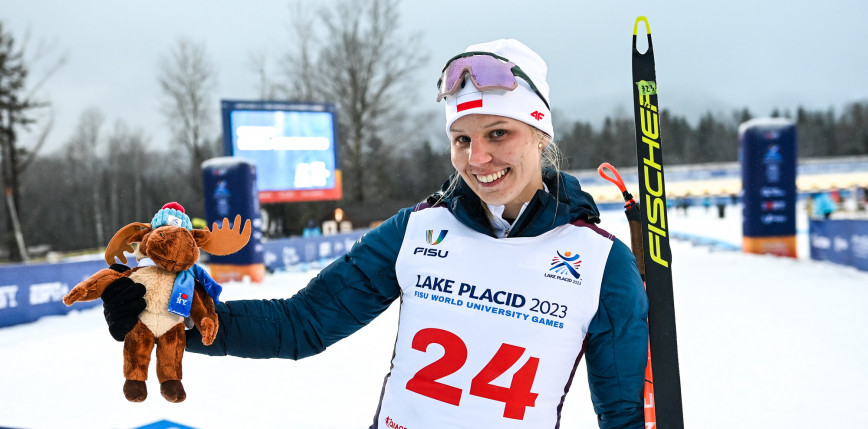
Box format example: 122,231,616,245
104,39,647,428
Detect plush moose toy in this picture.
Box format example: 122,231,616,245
63,202,251,403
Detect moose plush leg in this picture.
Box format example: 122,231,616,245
190,285,219,345
123,321,155,402
156,323,187,403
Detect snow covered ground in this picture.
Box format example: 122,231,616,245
2,204,867,428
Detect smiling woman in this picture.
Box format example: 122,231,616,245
448,115,546,220
99,38,649,429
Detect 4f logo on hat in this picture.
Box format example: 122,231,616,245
530,111,545,121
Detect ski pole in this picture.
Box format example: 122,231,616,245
598,162,645,279
598,162,656,426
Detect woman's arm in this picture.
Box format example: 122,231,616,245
585,239,649,429
186,208,413,359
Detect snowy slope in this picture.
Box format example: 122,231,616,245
1,206,867,428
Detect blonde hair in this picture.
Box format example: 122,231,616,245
535,128,562,172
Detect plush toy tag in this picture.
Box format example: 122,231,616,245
166,214,184,228
168,270,195,317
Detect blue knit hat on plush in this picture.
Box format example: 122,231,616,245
151,202,192,230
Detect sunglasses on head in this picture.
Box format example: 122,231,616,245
436,51,550,110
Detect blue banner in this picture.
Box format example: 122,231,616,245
0,259,107,328
809,219,868,272
740,118,798,238
261,231,366,272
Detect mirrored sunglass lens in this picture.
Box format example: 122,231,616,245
470,63,516,89
441,62,468,94
440,56,516,96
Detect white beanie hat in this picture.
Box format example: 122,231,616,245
441,39,553,140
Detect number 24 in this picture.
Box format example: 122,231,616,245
405,328,539,420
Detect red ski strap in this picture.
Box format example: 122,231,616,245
598,162,638,210
597,162,628,193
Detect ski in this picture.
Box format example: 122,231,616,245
631,16,684,428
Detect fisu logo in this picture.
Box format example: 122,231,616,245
426,230,448,245
416,230,449,258
413,247,449,258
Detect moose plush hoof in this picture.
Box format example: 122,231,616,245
123,380,147,402
161,380,186,403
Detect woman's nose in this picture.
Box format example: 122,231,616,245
467,141,492,166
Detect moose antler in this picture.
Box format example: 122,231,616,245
104,222,151,265
198,215,252,256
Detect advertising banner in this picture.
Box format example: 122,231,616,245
0,259,107,328
260,231,366,273
809,219,868,272
739,118,798,256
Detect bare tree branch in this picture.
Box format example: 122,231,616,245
157,37,219,207
65,107,106,247
18,106,53,172
276,0,429,202
158,38,217,152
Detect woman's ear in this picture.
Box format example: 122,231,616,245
532,127,551,151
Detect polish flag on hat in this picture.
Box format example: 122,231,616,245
456,89,483,112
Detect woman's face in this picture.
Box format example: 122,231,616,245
449,114,543,218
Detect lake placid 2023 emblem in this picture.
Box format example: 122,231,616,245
414,230,449,258
544,251,583,285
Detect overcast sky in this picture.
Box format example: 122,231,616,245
4,0,868,154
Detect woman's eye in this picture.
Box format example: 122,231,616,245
490,129,507,138
453,136,470,146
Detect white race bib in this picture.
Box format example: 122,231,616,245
375,207,613,428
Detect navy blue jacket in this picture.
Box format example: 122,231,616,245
187,169,648,429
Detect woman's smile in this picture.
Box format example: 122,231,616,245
475,167,510,184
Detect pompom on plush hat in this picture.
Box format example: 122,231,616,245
440,39,554,140
151,202,193,231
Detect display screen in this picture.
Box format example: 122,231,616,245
221,100,341,203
